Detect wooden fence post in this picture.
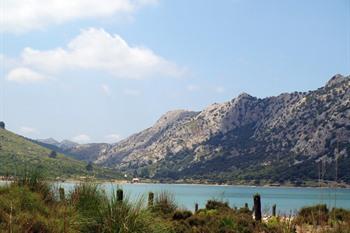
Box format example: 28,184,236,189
253,193,261,221
148,192,154,207
117,189,123,202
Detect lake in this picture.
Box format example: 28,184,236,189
54,182,350,215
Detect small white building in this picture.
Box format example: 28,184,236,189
132,178,140,183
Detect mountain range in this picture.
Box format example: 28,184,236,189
36,74,350,185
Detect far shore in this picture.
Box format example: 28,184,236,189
2,178,349,189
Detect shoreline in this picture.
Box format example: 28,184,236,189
2,179,350,189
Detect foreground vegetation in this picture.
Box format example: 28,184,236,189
1,173,350,233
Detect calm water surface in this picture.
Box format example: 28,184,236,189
55,182,350,214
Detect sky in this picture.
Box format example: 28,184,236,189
0,0,349,143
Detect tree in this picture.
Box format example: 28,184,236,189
86,161,93,172
49,150,57,158
0,121,5,129
140,167,150,178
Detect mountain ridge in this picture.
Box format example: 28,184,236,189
35,74,350,184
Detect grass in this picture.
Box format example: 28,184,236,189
0,171,350,233
0,128,122,179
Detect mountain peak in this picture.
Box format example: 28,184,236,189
232,92,255,103
326,74,347,87
37,137,59,145
237,92,252,99
155,109,198,129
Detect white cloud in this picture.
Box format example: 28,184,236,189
101,84,111,96
186,84,200,92
18,28,184,79
6,67,48,83
72,134,91,143
105,134,122,143
123,88,141,96
19,126,38,135
1,0,158,33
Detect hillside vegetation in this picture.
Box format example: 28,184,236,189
0,128,122,179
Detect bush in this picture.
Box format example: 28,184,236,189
49,150,57,158
173,210,192,220
152,191,177,216
0,185,80,233
296,204,329,225
205,200,230,210
330,208,350,222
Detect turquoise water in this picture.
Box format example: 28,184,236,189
56,183,350,215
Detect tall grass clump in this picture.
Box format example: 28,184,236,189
69,183,107,232
0,170,80,233
69,185,172,233
15,168,53,203
151,191,177,216
102,190,153,233
295,204,329,225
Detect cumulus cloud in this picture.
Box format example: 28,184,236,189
19,126,38,135
6,67,48,83
105,134,122,143
15,28,183,79
1,0,158,33
72,134,91,143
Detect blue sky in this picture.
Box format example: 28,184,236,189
0,0,349,143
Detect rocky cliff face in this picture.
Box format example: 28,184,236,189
61,75,350,183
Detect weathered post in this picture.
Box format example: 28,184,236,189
253,193,262,221
117,189,123,202
59,187,65,201
148,192,154,207
272,204,276,217
244,203,248,209
195,203,199,212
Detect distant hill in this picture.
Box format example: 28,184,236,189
36,138,78,150
0,128,122,179
34,138,111,162
32,74,350,185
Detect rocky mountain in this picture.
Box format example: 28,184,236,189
52,74,350,184
37,138,79,150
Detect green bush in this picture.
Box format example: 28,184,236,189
172,210,192,220
152,191,177,216
296,204,329,225
330,208,350,222
205,200,230,210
